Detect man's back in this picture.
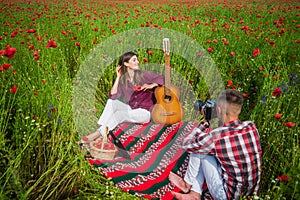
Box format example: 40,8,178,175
213,120,262,199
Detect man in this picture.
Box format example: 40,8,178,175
169,89,262,199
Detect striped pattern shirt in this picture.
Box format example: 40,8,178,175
182,119,262,199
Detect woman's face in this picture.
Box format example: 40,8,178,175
124,55,139,70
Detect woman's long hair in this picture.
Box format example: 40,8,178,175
118,51,143,87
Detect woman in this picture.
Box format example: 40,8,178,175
80,51,164,142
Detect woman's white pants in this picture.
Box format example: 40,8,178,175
97,99,151,134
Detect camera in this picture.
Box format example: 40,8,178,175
194,99,217,122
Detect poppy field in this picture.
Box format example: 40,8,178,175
0,0,299,199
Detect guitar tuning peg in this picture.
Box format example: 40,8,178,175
163,38,170,55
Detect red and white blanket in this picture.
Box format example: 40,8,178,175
81,121,199,199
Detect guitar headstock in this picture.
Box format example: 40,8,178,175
163,38,170,56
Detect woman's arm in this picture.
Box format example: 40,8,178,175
109,66,121,99
110,76,120,95
139,82,159,91
143,71,164,86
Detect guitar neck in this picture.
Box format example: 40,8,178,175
164,54,171,96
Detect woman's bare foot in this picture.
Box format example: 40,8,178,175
171,191,200,200
168,171,191,193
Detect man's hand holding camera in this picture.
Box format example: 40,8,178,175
194,99,217,127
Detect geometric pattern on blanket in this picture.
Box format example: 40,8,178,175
81,121,199,200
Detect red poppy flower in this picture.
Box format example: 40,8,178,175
33,50,40,60
75,41,80,46
241,25,249,30
93,38,98,44
2,45,17,59
2,63,12,70
283,122,295,128
46,39,57,48
36,36,43,41
227,80,233,87
28,45,34,50
143,58,148,63
11,31,18,37
148,50,153,55
252,48,260,56
243,93,248,99
274,113,282,120
26,29,36,33
272,87,282,98
230,52,235,56
269,40,275,47
207,47,213,52
278,174,292,182
10,85,18,93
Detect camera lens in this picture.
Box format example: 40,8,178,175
194,100,205,111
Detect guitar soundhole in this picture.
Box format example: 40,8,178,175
164,95,172,102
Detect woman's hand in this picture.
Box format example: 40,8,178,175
110,66,122,95
116,65,122,78
139,83,158,91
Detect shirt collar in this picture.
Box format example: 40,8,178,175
223,119,241,127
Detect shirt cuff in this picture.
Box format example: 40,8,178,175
198,121,210,131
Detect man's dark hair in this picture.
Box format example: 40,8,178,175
218,89,243,106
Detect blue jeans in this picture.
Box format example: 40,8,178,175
184,153,227,200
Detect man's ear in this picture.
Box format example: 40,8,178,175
217,106,222,115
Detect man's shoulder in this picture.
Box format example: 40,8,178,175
211,120,257,135
241,120,257,126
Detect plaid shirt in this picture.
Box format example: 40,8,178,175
182,119,262,199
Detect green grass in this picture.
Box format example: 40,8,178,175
0,0,299,199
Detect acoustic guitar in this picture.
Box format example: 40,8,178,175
151,38,184,125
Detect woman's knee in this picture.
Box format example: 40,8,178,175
130,109,150,123
107,98,116,105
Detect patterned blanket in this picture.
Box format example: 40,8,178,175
81,121,199,199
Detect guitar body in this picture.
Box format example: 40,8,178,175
151,85,184,125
